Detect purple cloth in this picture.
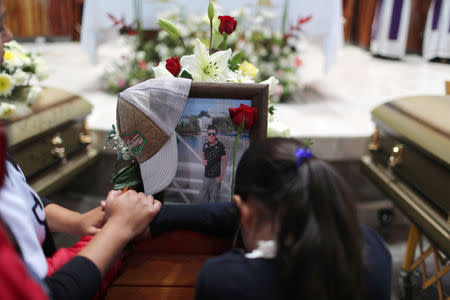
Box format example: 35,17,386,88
389,0,404,40
432,0,442,30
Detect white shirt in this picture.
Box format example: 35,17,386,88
0,161,48,278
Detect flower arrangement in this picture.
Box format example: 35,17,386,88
102,3,310,103
0,40,48,118
105,2,305,191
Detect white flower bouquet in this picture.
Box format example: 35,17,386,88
0,40,48,118
102,3,312,102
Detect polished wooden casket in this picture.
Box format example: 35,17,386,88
362,95,450,255
106,231,232,300
3,87,99,196
361,95,450,299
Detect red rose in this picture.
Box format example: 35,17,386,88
218,16,237,35
138,60,147,70
228,104,257,129
165,56,182,77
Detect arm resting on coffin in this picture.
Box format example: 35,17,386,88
46,190,161,300
45,204,105,237
149,202,239,237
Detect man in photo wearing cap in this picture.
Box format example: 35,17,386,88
200,125,227,203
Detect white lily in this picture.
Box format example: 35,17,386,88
180,39,232,82
259,76,279,96
152,62,174,78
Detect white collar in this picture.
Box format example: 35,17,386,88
245,240,277,259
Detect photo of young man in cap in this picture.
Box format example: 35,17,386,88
199,125,227,203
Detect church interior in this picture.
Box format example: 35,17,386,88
1,1,449,299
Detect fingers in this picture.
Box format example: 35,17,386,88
106,189,123,202
150,199,162,213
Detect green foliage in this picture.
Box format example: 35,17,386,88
111,160,142,190
180,70,193,79
303,138,314,147
268,105,276,116
228,52,244,71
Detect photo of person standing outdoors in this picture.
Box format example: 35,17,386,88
200,125,227,203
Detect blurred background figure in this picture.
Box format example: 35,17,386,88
370,0,412,59
423,0,450,61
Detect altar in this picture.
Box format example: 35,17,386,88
80,0,343,71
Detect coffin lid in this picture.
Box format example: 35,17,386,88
3,87,93,147
372,95,450,167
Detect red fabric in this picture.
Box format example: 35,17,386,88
0,126,6,187
0,224,48,300
46,235,123,299
46,235,92,276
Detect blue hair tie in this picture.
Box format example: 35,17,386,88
296,148,313,168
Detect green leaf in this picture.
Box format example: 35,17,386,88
111,161,142,190
228,52,244,71
268,106,276,116
180,70,193,79
303,138,314,147
211,18,223,49
107,124,116,141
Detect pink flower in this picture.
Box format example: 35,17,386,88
272,45,281,56
117,79,126,88
275,85,283,98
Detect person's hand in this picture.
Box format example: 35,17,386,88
103,190,161,241
217,177,222,184
203,159,208,166
77,206,106,236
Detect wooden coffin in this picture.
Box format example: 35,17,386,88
106,230,233,300
361,95,450,257
3,87,99,196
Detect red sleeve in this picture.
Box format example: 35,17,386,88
0,223,48,300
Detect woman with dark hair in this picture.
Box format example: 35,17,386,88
191,138,392,300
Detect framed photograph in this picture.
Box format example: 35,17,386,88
164,82,268,204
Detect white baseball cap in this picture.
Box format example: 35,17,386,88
116,77,191,194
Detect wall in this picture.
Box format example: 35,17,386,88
4,0,83,40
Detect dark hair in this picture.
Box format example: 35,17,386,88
235,138,364,300
207,125,217,132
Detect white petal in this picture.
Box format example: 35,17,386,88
193,39,209,66
260,76,279,95
152,62,174,78
267,120,291,138
180,55,203,81
210,48,231,71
